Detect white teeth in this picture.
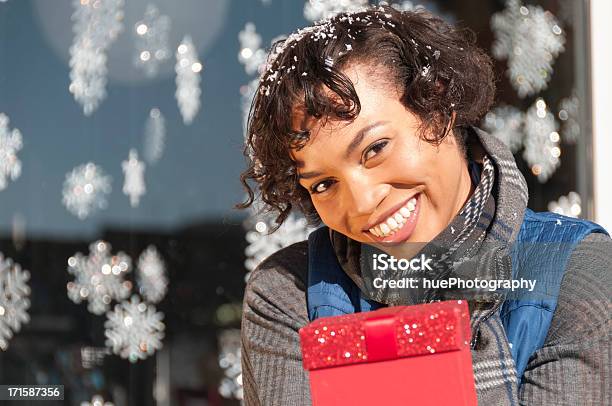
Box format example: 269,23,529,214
368,195,419,237
399,207,411,217
380,223,390,234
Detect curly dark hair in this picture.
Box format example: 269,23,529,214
237,5,495,229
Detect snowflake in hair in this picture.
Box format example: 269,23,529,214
491,0,565,98
175,36,202,125
67,240,132,315
0,253,31,351
136,246,167,304
104,295,165,362
134,4,171,78
304,0,368,22
523,99,561,183
62,163,112,219
0,113,23,191
482,105,524,153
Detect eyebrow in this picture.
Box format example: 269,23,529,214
296,120,389,180
343,120,389,159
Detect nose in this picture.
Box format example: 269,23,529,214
344,173,389,218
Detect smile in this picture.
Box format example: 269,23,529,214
368,195,419,242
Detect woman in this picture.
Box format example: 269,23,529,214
238,6,611,405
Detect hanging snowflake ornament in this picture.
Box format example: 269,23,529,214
0,113,23,191
69,0,124,115
238,23,267,76
134,4,171,78
0,253,31,351
522,98,561,183
548,191,581,218
67,240,132,315
62,162,112,219
244,200,315,279
80,394,114,406
136,246,167,304
304,0,368,22
240,78,259,137
482,105,524,153
175,36,202,125
122,149,146,208
558,93,580,144
143,108,166,165
104,295,165,362
491,0,565,98
218,329,243,402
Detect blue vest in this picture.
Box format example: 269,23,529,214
306,209,608,381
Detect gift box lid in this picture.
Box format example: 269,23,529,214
299,300,471,370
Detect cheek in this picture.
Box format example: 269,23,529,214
384,140,433,182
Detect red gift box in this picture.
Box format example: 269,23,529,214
299,300,477,406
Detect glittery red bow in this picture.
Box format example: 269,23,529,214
300,300,471,370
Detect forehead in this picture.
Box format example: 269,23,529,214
290,64,407,161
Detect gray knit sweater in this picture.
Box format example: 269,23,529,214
241,130,611,405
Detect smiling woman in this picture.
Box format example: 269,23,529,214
238,5,611,406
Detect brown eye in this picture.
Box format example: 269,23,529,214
363,140,389,161
311,179,335,194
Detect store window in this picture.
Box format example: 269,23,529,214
0,0,596,405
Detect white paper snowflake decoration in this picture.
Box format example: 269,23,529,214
218,329,243,402
558,94,580,144
491,0,565,98
104,295,165,362
67,241,132,315
238,23,267,76
0,113,23,191
548,191,581,218
482,105,524,153
122,149,146,208
69,36,108,116
0,253,31,351
62,163,112,219
175,36,202,125
136,246,167,304
241,79,259,137
80,394,114,406
71,0,124,49
244,200,315,279
134,4,171,78
143,108,166,165
69,0,124,115
304,0,368,22
523,99,561,183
